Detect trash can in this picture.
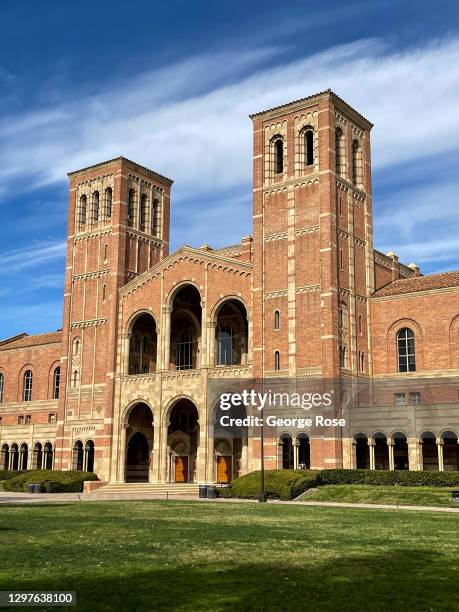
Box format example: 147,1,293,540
28,483,36,494
33,484,42,494
207,485,216,499
199,484,208,499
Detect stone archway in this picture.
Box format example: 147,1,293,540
125,403,154,482
167,398,199,483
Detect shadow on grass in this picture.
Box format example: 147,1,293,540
2,548,457,611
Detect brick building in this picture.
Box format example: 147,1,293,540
1,90,458,484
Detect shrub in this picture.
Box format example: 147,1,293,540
3,470,98,493
0,470,27,481
317,469,459,488
225,469,319,500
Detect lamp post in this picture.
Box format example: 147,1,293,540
259,400,266,503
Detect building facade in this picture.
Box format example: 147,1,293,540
1,90,458,483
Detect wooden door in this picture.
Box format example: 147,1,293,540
217,456,232,483
175,456,188,482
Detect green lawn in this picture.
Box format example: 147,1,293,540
301,484,459,507
1,501,458,611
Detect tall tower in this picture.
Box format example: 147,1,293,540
250,90,373,468
54,157,172,475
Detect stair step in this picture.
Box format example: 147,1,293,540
88,483,202,496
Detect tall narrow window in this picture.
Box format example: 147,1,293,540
23,370,33,402
0,373,3,403
339,346,347,368
176,329,194,370
397,328,416,372
358,315,363,334
104,244,108,262
140,194,148,232
358,351,365,372
305,129,314,166
104,187,112,219
72,370,80,387
151,199,159,235
73,338,80,355
274,351,280,371
92,191,100,224
352,140,362,186
274,310,280,331
335,128,344,176
274,138,284,174
78,195,87,229
339,195,343,217
127,188,136,227
339,249,344,271
102,284,107,302
53,367,61,400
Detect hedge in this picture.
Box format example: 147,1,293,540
2,470,99,493
0,470,27,481
224,469,318,500
317,469,459,488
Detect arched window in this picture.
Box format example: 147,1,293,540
304,129,314,166
103,244,108,262
151,198,159,235
73,441,84,471
274,138,284,174
102,284,107,302
72,337,80,355
0,372,3,403
53,367,61,400
274,310,280,331
23,370,33,402
85,440,95,472
335,128,344,176
176,329,194,370
338,303,348,332
127,188,136,227
104,187,112,219
92,191,100,224
217,325,234,366
140,193,148,232
44,442,53,470
274,351,280,371
19,443,28,470
72,370,80,387
78,194,87,229
339,345,347,368
352,140,362,186
1,444,9,470
397,328,416,372
33,442,43,470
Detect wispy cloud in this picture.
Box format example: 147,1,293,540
0,241,66,274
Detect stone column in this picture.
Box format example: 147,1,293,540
293,440,299,470
388,440,395,471
437,438,444,472
200,301,207,368
151,422,161,483
241,430,249,475
351,441,357,469
208,321,216,367
206,423,215,483
162,306,172,371
118,424,127,482
369,439,375,470
277,442,283,469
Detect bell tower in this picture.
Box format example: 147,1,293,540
54,157,172,476
250,90,373,468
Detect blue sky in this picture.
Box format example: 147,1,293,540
1,0,458,339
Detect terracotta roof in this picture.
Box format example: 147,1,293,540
211,244,242,258
0,331,62,350
373,271,459,297
68,156,173,185
249,89,373,127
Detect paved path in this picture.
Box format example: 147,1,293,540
1,491,458,512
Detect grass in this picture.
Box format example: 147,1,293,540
301,485,459,507
0,501,458,611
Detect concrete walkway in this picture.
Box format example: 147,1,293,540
0,490,458,512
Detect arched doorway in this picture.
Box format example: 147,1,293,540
373,432,389,470
354,433,369,469
214,299,248,366
421,431,438,471
297,434,310,469
393,432,409,470
1,444,9,470
125,403,154,482
170,285,202,370
279,434,293,469
19,443,28,470
10,444,19,470
33,442,43,470
167,399,199,482
73,441,83,471
128,313,157,374
442,430,459,471
213,401,248,483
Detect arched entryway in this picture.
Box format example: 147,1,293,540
43,442,53,470
373,432,389,470
297,434,311,469
170,285,202,370
392,432,409,470
33,442,43,470
212,401,248,483
125,403,154,482
128,313,157,374
85,440,95,473
421,431,438,471
279,434,294,469
442,430,459,471
354,433,369,469
10,444,19,470
73,441,84,471
19,443,28,470
167,399,199,482
1,444,9,470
